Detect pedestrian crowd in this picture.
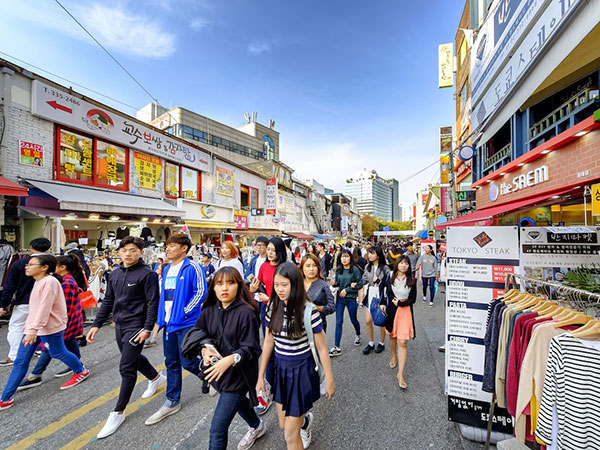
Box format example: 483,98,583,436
0,233,440,449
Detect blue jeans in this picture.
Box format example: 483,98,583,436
2,331,84,401
164,327,201,403
31,337,81,376
422,277,436,303
334,297,361,348
209,391,260,450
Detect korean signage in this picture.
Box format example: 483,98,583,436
133,152,162,190
440,126,452,153
456,190,476,202
438,43,454,88
440,187,452,213
592,183,600,216
446,226,518,433
165,162,180,197
31,80,211,171
266,177,277,215
341,216,349,232
234,210,248,230
215,166,234,197
472,0,583,132
19,141,44,167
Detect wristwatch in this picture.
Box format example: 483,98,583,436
232,353,241,366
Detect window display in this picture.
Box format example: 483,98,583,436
165,162,180,198
181,166,200,200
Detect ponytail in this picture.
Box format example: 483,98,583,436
56,254,83,279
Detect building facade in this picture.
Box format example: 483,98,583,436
344,169,397,222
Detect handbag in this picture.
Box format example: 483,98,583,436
304,302,326,395
79,271,97,309
369,285,387,327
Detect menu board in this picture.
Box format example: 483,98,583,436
445,226,519,433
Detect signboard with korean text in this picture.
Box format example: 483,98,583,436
234,210,248,230
266,177,277,215
215,166,234,197
456,190,476,202
165,162,180,197
31,80,211,171
19,141,44,167
438,43,454,88
592,183,600,216
133,152,162,190
445,226,518,433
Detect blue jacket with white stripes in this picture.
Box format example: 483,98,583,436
157,258,207,333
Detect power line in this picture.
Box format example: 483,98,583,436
398,159,439,185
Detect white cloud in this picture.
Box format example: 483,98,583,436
79,4,175,58
248,41,273,55
189,16,210,31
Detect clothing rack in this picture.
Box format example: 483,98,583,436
484,273,600,449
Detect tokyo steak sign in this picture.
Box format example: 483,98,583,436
31,80,211,171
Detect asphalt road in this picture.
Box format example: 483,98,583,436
0,286,487,450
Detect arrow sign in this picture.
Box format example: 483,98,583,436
47,101,72,114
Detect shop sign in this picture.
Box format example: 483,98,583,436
31,80,210,171
19,140,44,167
65,229,88,241
234,210,248,230
592,183,600,216
251,208,264,216
456,190,475,202
440,187,452,213
446,226,518,433
215,166,234,197
266,178,277,215
438,43,454,88
201,205,216,219
133,152,162,190
472,0,583,132
341,216,349,232
490,165,549,201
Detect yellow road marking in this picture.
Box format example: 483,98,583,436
7,363,167,450
60,371,193,450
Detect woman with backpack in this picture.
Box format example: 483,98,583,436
256,262,335,450
18,254,85,388
328,249,363,357
380,255,416,389
361,246,390,355
300,254,335,332
195,267,264,450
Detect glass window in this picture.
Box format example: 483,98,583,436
181,166,200,200
250,187,258,209
58,129,94,183
96,140,127,189
240,185,249,209
165,162,180,197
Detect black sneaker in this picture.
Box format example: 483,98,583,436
374,343,385,353
54,367,73,378
17,377,42,391
362,344,374,355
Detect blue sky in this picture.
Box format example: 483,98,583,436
1,0,461,203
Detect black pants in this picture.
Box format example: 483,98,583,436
115,325,159,412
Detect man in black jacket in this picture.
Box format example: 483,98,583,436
86,236,164,439
317,242,332,279
0,238,51,366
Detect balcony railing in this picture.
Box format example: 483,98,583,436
483,143,511,172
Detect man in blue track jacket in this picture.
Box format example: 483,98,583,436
145,233,207,426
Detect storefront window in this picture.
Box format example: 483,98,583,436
250,187,258,209
240,185,259,210
181,166,201,200
96,140,127,189
58,129,94,183
165,162,180,198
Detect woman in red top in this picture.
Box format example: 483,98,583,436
18,254,84,389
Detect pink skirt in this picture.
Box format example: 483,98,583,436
390,306,414,340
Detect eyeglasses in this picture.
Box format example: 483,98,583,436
25,263,41,267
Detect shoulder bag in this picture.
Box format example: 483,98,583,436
304,302,326,395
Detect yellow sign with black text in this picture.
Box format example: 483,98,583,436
592,183,600,216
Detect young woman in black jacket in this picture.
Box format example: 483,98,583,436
380,255,416,389
196,267,264,450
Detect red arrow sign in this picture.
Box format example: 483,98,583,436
47,101,72,114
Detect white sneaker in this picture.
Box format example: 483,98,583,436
141,372,166,399
237,420,266,450
145,401,181,425
300,412,313,449
97,412,125,439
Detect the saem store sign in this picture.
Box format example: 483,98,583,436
497,165,549,196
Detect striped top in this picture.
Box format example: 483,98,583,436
265,303,323,361
535,333,600,449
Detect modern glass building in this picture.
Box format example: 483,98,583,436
344,169,396,222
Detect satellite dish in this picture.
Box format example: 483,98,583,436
458,145,474,161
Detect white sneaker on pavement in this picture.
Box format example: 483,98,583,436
97,412,125,439
237,420,266,450
301,412,313,448
145,401,181,425
141,372,166,399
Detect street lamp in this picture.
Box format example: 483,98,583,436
447,144,474,219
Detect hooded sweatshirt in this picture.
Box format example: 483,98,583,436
92,259,159,331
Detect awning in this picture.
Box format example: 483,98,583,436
0,177,28,197
436,188,571,230
285,232,314,240
25,179,184,217
311,234,330,240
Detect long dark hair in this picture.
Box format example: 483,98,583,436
336,249,354,274
56,254,83,279
30,254,62,282
352,247,363,264
203,267,258,314
269,237,287,265
268,262,307,339
366,246,386,272
392,255,416,287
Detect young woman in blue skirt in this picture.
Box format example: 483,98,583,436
256,262,335,449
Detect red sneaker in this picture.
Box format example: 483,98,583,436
60,369,90,390
0,399,14,410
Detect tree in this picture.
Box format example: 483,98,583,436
361,214,379,239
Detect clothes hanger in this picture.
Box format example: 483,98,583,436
553,311,593,328
570,321,600,339
503,289,520,300
514,297,544,312
506,291,532,304
570,319,600,337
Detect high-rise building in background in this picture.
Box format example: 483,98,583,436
399,202,413,222
344,169,399,222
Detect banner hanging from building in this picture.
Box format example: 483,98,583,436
133,152,162,190
445,226,518,433
19,141,44,167
266,177,277,215
215,166,234,197
438,43,454,88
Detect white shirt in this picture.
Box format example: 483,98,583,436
163,261,183,324
217,258,244,279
